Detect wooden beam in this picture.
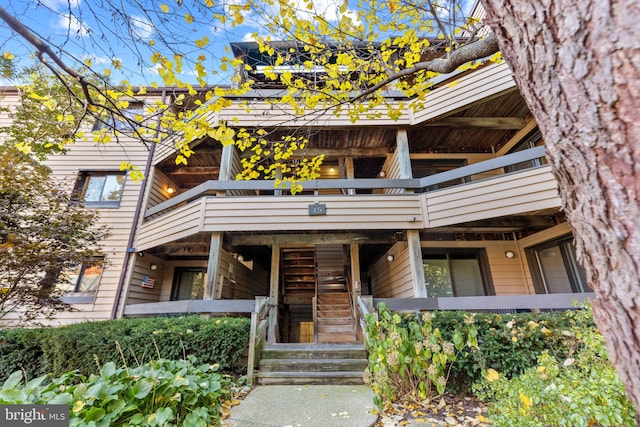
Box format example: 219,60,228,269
496,119,539,156
204,232,223,300
423,117,526,130
228,232,399,246
166,166,220,176
407,230,427,297
268,245,280,343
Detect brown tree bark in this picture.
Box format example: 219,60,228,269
481,0,640,416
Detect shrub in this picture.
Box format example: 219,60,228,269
430,308,594,391
0,316,250,382
473,307,635,426
0,356,237,427
364,303,478,409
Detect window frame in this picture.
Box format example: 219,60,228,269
526,235,590,294
170,267,207,301
422,248,494,297
73,171,126,208
59,257,104,304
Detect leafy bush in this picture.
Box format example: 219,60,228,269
0,356,237,427
429,308,594,391
364,303,478,409
473,307,635,426
0,316,250,382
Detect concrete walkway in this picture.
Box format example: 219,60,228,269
224,385,379,427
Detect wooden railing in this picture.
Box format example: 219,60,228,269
356,295,375,350
247,296,271,386
145,146,547,218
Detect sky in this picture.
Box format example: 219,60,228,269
0,0,364,86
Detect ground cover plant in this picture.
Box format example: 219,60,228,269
0,357,237,427
0,316,250,382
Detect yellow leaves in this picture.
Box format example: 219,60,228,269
519,392,532,410
195,36,210,48
3,51,14,60
14,141,32,155
72,400,85,413
486,368,500,383
159,4,169,13
184,13,194,24
84,58,92,67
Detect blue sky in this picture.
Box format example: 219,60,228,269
0,0,475,86
0,0,365,86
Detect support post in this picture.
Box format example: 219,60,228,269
396,130,413,193
204,232,223,300
268,245,280,343
407,230,427,297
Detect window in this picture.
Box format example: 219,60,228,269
58,258,104,294
92,103,145,132
423,250,493,297
528,236,590,294
73,172,125,207
504,128,546,173
171,268,207,301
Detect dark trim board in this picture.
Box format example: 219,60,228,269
374,292,594,312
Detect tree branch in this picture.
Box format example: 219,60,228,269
351,33,499,103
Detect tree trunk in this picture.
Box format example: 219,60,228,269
481,0,640,416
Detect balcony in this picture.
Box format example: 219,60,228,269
136,146,557,251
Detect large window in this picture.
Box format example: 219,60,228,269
171,268,207,301
528,237,590,294
73,172,125,207
423,250,493,297
58,258,104,294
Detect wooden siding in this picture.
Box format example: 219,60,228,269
410,62,516,124
136,199,204,250
370,243,415,298
147,169,177,209
200,195,424,232
219,251,270,299
22,137,151,325
424,165,560,228
125,254,164,305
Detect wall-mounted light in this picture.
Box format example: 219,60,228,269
150,263,158,271
237,254,244,262
329,167,335,173
387,255,395,262
166,186,175,194
379,171,386,178
504,250,516,259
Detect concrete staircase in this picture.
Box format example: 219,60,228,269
316,291,357,343
256,343,368,385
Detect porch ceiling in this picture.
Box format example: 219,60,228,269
157,138,222,189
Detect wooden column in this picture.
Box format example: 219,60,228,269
217,143,234,196
268,244,281,343
204,232,223,300
407,230,427,297
396,130,413,183
345,157,355,195
350,242,362,307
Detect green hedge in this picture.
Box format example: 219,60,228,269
0,316,250,382
396,308,595,392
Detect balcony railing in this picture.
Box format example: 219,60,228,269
145,146,547,218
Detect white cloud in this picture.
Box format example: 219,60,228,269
130,15,154,40
242,33,258,42
57,13,90,37
40,0,81,11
